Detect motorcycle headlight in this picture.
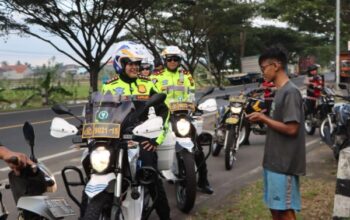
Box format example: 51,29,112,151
176,118,191,136
90,146,110,173
230,106,243,114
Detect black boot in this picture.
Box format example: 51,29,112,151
197,176,214,194
195,149,213,194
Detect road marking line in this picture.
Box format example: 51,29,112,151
0,147,83,172
0,105,84,116
0,116,81,130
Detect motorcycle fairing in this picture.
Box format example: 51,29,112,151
175,137,194,152
121,186,144,220
85,173,116,198
17,196,75,219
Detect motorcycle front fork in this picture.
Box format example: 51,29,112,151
111,148,124,220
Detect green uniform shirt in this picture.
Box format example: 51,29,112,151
101,75,169,145
151,68,195,107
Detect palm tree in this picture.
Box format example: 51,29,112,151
0,88,10,104
13,67,72,107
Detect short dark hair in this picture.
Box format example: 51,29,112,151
259,45,288,69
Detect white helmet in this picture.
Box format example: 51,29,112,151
138,44,154,70
112,41,144,74
161,46,184,59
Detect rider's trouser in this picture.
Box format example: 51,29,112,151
139,147,170,220
194,143,209,185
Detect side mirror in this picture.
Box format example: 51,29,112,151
197,87,215,105
198,98,217,112
50,117,78,138
202,87,215,97
23,122,35,148
23,122,36,162
52,104,72,115
339,83,347,90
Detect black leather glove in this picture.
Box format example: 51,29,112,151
140,138,158,152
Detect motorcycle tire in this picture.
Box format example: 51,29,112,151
82,192,113,220
142,188,153,220
319,119,335,146
175,151,196,213
212,142,223,156
238,123,249,146
225,128,237,170
304,115,316,135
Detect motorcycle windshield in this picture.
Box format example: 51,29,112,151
82,91,135,139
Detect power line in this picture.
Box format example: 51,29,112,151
0,49,67,56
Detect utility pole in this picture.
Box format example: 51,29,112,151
336,0,340,88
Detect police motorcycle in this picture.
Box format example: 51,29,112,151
0,122,74,220
50,92,167,220
320,84,350,160
304,86,335,135
212,88,267,170
157,87,217,213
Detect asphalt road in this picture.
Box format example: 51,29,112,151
0,74,327,219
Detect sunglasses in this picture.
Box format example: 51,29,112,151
140,67,150,71
166,57,180,62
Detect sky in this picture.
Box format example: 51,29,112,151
0,17,287,67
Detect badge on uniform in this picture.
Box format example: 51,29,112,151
114,87,124,95
188,77,194,86
162,80,168,85
152,78,158,84
138,85,147,93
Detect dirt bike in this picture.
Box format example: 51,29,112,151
212,88,267,170
156,87,217,213
304,86,335,135
50,92,166,220
1,122,74,220
320,84,350,159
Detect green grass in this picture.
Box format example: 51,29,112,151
0,79,94,111
193,178,335,220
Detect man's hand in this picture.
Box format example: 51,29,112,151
246,112,267,123
2,149,33,175
141,139,158,152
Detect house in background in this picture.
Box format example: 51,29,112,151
0,64,33,79
58,64,88,78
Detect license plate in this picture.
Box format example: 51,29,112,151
226,117,239,124
169,102,195,112
229,96,246,103
82,123,120,139
45,198,75,218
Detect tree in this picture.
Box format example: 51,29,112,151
205,1,256,86
243,25,333,67
0,87,10,104
125,0,209,74
260,0,350,51
125,0,255,86
1,0,153,91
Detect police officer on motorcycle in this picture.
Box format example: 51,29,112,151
151,46,214,194
102,41,171,220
